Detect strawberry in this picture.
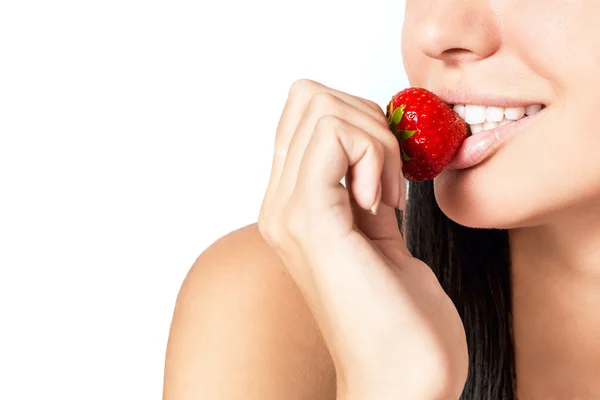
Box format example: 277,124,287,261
386,87,467,181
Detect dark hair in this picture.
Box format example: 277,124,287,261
396,180,516,399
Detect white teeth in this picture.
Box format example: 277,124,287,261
453,104,465,119
505,106,526,120
454,103,544,134
483,121,499,131
464,105,486,124
485,107,505,122
498,117,511,126
525,104,542,116
470,123,484,134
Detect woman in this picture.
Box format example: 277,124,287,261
163,0,600,398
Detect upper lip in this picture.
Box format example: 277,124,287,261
431,87,547,108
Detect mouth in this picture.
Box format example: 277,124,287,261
449,103,545,136
444,102,547,170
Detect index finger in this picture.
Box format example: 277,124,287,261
265,80,386,203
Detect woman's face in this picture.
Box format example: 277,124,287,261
402,0,600,229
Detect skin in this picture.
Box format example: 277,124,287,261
165,79,469,399
164,0,600,398
163,224,337,399
403,0,600,397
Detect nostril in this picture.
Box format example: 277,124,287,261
440,48,479,63
443,48,469,55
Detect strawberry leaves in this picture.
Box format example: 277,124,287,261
387,101,415,161
387,101,417,141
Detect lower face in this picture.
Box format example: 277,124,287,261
402,0,600,230
433,99,600,230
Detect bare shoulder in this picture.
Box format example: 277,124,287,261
163,223,336,400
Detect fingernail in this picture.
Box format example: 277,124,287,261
370,184,382,215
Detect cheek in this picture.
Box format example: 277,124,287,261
401,34,421,86
501,0,600,92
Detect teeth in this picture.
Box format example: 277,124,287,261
452,103,544,134
483,121,498,130
453,104,465,119
505,106,526,120
498,117,511,126
525,104,542,116
485,107,505,122
470,123,484,134
464,105,486,124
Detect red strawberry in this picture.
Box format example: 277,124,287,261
386,87,467,181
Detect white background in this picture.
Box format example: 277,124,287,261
0,0,408,398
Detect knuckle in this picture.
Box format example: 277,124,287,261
360,98,387,124
383,129,399,149
315,114,344,135
363,133,385,163
308,91,343,115
372,124,399,153
372,136,386,158
288,78,316,101
364,98,384,114
257,205,283,248
262,217,285,249
374,109,390,127
258,197,302,251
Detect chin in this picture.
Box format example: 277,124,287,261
430,112,600,231
432,164,587,232
432,162,534,231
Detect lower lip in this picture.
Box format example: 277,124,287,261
446,109,546,170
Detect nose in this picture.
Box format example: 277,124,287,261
412,0,501,63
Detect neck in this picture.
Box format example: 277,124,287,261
510,204,600,399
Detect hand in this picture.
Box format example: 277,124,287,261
258,79,468,399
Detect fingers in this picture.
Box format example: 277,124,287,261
290,116,404,243
306,116,383,207
259,79,407,250
351,202,406,243
281,92,402,210
262,80,388,211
